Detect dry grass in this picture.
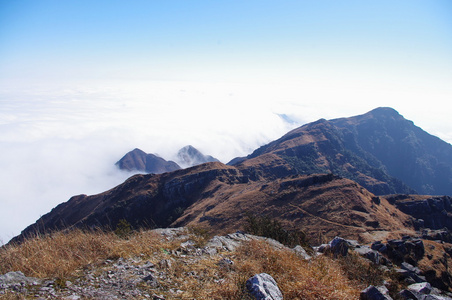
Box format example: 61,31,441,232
0,229,362,299
0,229,165,279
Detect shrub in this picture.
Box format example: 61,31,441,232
244,213,310,249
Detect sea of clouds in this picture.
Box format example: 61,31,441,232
1,79,451,244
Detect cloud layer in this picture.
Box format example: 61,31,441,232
1,79,451,244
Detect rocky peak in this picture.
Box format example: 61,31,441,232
176,145,219,168
115,148,181,174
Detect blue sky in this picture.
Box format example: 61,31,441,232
1,1,451,83
0,1,452,243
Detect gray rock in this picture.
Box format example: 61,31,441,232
355,246,384,264
360,285,393,300
330,236,350,257
246,273,283,300
401,262,421,275
142,273,159,288
0,271,40,286
293,245,312,260
408,282,432,294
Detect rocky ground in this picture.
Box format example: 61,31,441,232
2,227,452,299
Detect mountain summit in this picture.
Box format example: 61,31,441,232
233,107,452,195
176,145,220,168
115,148,181,174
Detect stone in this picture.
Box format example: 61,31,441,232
0,271,40,286
142,273,159,288
355,246,384,264
401,262,421,275
246,273,283,300
330,236,350,257
360,285,393,300
293,245,312,260
408,282,432,294
371,241,384,251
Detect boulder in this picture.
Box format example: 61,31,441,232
293,245,312,260
0,271,40,286
360,285,393,300
355,246,385,264
329,236,350,257
407,282,432,294
246,273,283,300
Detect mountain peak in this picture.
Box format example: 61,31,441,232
176,145,220,168
367,107,403,119
116,149,180,174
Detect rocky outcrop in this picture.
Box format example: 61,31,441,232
394,196,452,230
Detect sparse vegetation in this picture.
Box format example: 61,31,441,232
114,218,133,238
0,228,363,299
244,213,310,249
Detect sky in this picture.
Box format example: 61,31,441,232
1,0,452,244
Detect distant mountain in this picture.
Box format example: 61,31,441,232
116,146,220,174
232,107,452,195
176,145,220,168
115,148,181,174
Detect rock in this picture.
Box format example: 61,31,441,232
158,259,172,269
372,241,385,251
293,245,312,260
401,262,421,275
355,246,385,264
246,273,283,300
142,273,160,288
360,285,393,300
407,282,432,294
218,258,234,268
422,229,452,243
0,271,40,286
329,236,350,257
206,235,243,251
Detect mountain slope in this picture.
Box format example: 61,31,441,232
12,107,452,245
115,148,181,174
330,107,452,195
235,107,452,195
14,162,414,244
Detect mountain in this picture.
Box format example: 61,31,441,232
176,145,220,168
232,107,452,195
116,146,220,174
12,107,452,244
115,148,181,174
13,162,414,245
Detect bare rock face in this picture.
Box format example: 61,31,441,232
393,196,452,231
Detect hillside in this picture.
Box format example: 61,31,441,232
12,107,452,245
13,161,414,245
235,107,452,195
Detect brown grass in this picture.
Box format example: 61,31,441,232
0,229,165,279
0,229,362,299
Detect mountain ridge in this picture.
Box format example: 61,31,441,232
10,107,452,245
233,107,452,195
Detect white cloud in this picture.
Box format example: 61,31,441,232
0,78,451,244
